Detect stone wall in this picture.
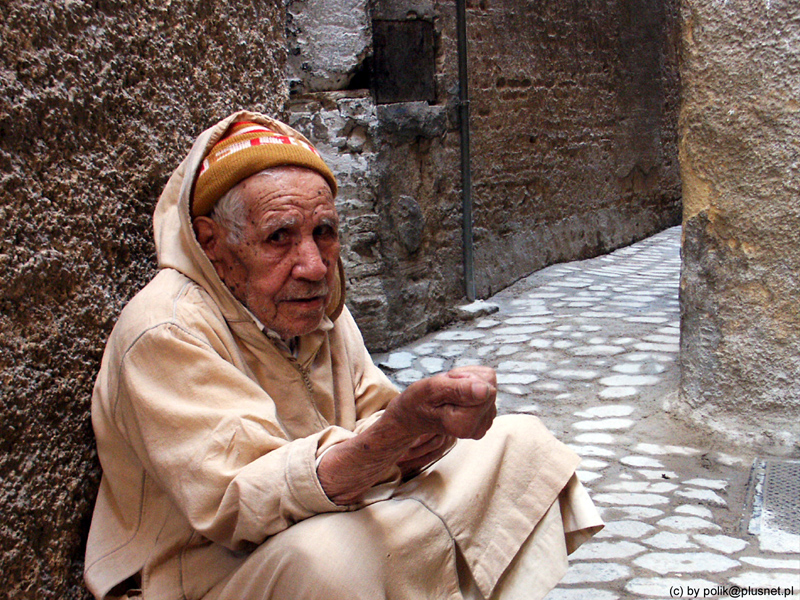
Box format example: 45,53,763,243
288,0,465,350
466,0,683,296
288,94,463,350
0,1,287,597
676,0,800,450
288,0,682,345
286,0,372,92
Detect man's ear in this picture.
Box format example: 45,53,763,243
193,216,221,260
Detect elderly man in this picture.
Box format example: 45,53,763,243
85,111,602,600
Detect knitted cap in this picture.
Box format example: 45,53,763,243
192,121,337,217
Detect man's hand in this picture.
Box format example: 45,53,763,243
317,366,497,505
384,366,497,441
396,433,456,480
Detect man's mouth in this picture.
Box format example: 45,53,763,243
277,284,330,309
281,294,327,307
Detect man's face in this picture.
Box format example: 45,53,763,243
194,167,340,339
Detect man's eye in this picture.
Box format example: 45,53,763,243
314,224,338,239
266,229,290,244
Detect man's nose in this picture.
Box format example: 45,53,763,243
292,237,328,281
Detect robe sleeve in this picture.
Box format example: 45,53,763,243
112,322,349,552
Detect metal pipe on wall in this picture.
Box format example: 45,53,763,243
456,0,476,301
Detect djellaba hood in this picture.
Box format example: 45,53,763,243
151,110,346,333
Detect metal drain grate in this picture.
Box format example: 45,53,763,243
762,459,800,535
746,458,800,536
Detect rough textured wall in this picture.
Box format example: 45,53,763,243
0,2,287,597
288,92,392,346
676,0,800,450
369,101,464,348
289,0,465,351
465,0,683,296
289,96,463,351
286,0,372,92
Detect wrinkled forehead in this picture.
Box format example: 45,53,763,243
239,167,338,221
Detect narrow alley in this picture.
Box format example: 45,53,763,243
374,226,800,599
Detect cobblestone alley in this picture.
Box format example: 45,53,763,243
374,227,800,600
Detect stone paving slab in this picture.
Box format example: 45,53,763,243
373,227,800,599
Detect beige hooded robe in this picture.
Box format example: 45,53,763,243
84,111,601,600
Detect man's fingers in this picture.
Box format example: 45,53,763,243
445,367,497,405
434,376,496,407
465,403,496,440
447,366,497,386
471,380,492,402
390,368,497,439
401,434,447,460
405,367,497,407
440,400,496,439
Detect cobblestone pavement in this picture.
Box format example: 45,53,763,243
373,227,800,600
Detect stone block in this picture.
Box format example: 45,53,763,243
286,0,372,92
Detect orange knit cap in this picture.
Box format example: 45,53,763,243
192,121,338,217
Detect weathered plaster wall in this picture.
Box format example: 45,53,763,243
288,91,396,346
286,0,372,92
289,94,463,350
0,1,287,597
676,0,800,450
289,0,465,350
465,0,683,296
